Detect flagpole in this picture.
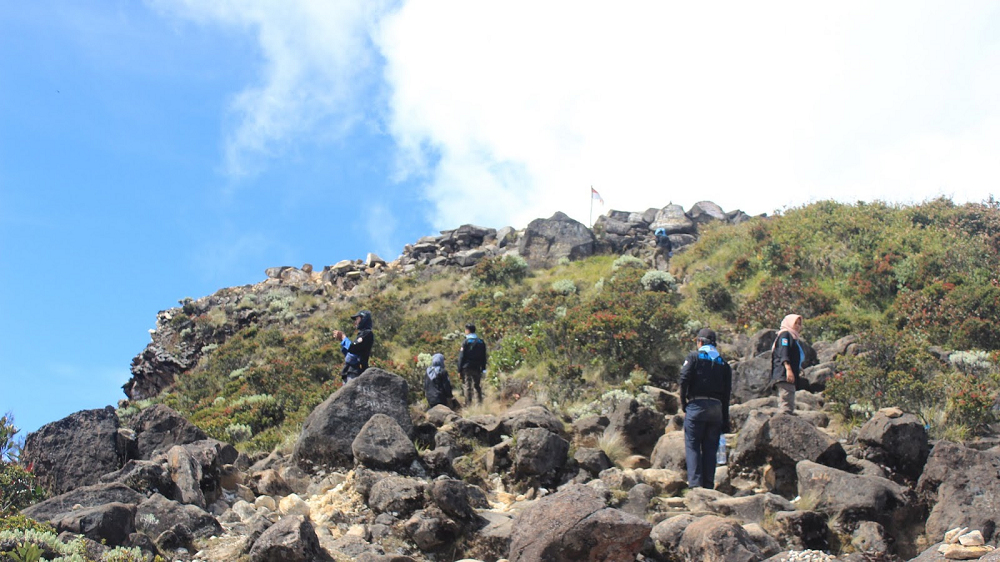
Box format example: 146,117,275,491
589,186,593,228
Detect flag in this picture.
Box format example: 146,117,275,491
591,187,604,205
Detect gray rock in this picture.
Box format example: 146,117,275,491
367,476,426,517
856,410,929,479
684,489,796,525
352,413,418,472
649,514,697,559
293,369,412,472
851,521,890,555
500,401,564,436
466,510,514,562
815,335,859,364
607,398,666,457
572,415,609,446
21,406,125,496
771,510,830,552
917,440,1000,543
650,432,687,473
131,404,208,460
676,515,762,562
99,459,173,498
404,507,461,552
516,212,596,267
248,514,329,562
688,201,728,225
650,204,696,235
732,352,775,403
49,502,136,547
164,445,205,507
22,483,145,523
514,428,569,478
744,523,782,559
574,447,613,476
645,387,680,415
429,479,488,525
621,483,655,518
135,493,222,551
508,484,651,562
252,469,292,497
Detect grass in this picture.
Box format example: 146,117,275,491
597,429,630,466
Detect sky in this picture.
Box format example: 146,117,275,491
2,1,999,436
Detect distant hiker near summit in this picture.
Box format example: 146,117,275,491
334,310,374,383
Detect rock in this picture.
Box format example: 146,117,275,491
278,494,310,516
293,368,412,472
21,406,125,495
135,493,222,551
606,398,666,457
572,415,609,446
513,428,570,479
749,329,779,357
649,514,697,559
50,502,136,547
366,253,386,268
466,511,514,562
796,461,918,542
940,544,995,560
685,489,796,525
574,447,612,476
253,469,292,497
164,445,205,507
645,387,680,415
744,523,782,558
650,204,696,235
429,479,488,526
771,510,830,551
732,412,847,497
99,459,173,497
851,521,890,555
280,267,310,283
404,507,461,552
676,515,763,562
687,201,728,225
508,484,651,562
732,352,776,403
425,404,460,426
856,410,929,479
248,514,328,562
131,404,208,460
800,362,836,392
499,402,564,436
959,530,985,546
352,413,418,472
815,335,859,364
917,441,1000,543
22,483,145,523
454,249,487,267
621,483,655,518
367,476,426,517
650,432,687,473
638,468,687,496
516,212,596,267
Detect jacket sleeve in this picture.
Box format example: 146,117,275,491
457,341,465,371
773,331,791,366
679,352,695,411
722,363,733,430
482,342,488,371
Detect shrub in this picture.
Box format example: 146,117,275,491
0,414,21,463
697,280,731,311
550,279,577,296
612,255,646,271
641,270,676,293
225,423,253,443
737,278,834,330
472,255,529,286
0,463,44,515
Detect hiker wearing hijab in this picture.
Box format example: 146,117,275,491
679,327,732,489
771,314,805,415
424,353,454,409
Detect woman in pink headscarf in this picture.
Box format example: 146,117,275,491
770,314,804,415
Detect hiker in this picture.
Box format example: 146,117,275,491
771,314,805,415
679,327,732,489
424,353,455,409
334,310,374,384
654,227,673,270
457,323,488,405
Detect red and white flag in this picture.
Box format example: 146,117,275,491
591,187,604,205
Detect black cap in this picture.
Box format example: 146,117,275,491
351,310,367,319
696,328,717,344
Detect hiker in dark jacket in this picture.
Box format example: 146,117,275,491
457,323,488,404
679,327,732,489
770,314,804,415
654,227,673,270
334,310,374,383
424,353,454,409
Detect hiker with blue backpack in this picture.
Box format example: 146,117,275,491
334,310,374,384
679,328,732,489
457,323,488,405
654,227,673,270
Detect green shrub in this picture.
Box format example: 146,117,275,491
0,414,21,463
0,463,43,515
641,270,676,293
550,279,577,296
697,280,732,312
612,255,646,271
472,255,529,286
737,278,834,330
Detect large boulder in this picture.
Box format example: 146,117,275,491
248,514,328,562
293,369,412,472
99,459,173,497
650,204,696,235
508,484,651,562
135,493,222,550
516,212,596,268
404,507,461,552
352,413,418,472
513,428,569,479
650,432,687,473
676,515,763,562
917,441,1000,543
50,502,136,547
429,479,488,526
856,409,929,479
367,476,426,517
797,461,918,541
770,510,830,551
687,201,728,225
732,412,846,497
22,483,144,523
499,401,564,436
684,488,795,525
131,404,208,460
21,407,125,495
731,353,775,403
606,398,666,457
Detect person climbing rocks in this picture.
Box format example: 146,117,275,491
334,310,374,384
424,352,455,409
679,327,732,490
771,314,805,415
654,227,673,270
457,323,488,405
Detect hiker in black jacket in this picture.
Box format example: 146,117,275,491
424,353,454,409
679,327,732,489
334,310,374,383
457,323,488,404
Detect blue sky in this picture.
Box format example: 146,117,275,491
3,1,999,435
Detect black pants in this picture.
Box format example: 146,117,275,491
341,364,363,383
461,367,483,404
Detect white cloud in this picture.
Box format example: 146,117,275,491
154,1,1000,229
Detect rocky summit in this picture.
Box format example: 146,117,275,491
8,199,1000,562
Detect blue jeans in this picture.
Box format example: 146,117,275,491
684,399,723,489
